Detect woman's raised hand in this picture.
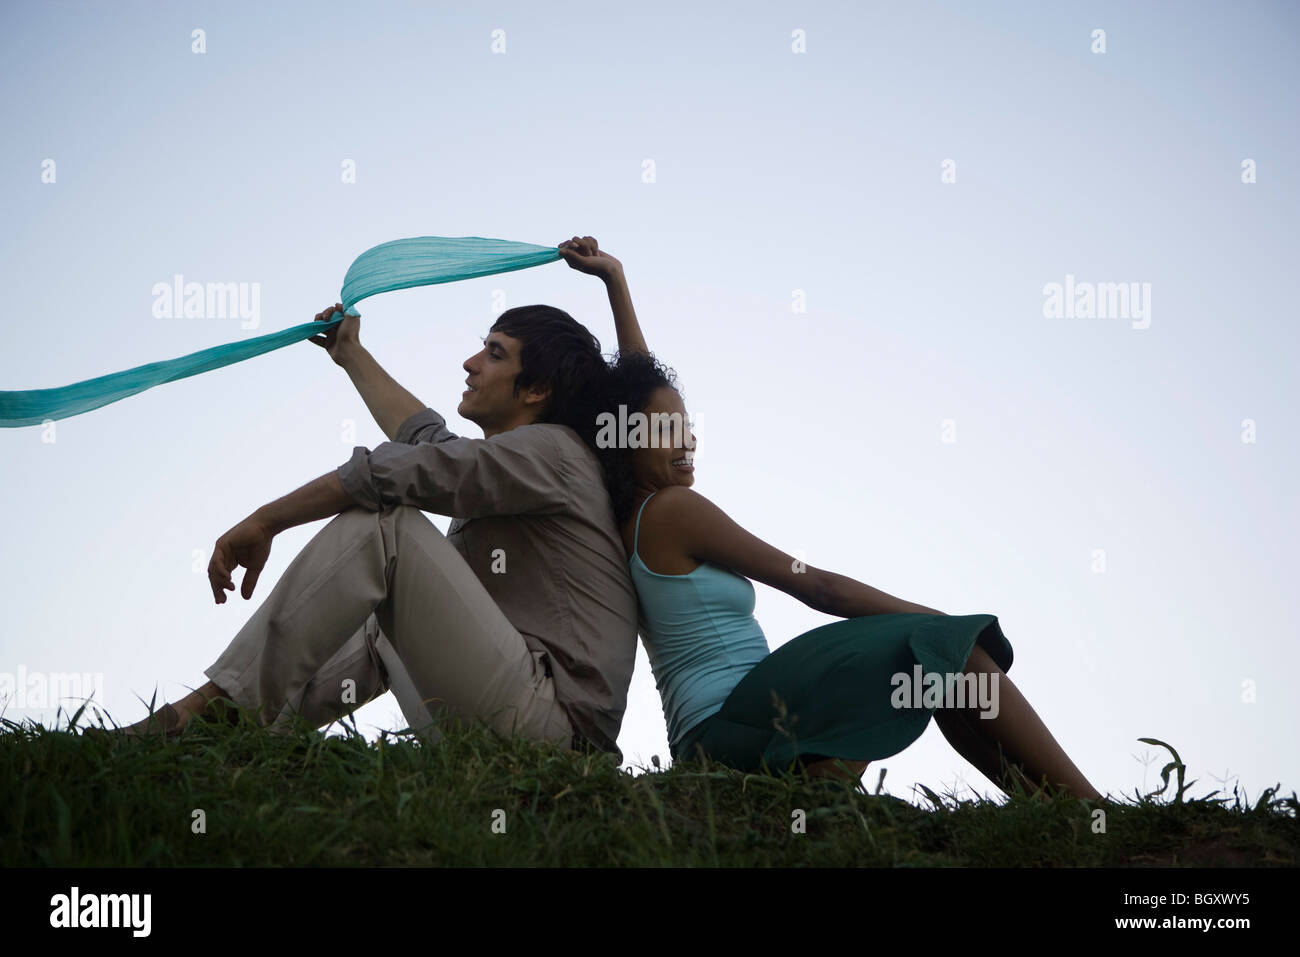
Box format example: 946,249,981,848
560,235,645,353
558,235,623,281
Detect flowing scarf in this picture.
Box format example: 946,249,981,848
0,236,561,428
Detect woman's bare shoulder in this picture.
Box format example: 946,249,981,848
632,486,712,573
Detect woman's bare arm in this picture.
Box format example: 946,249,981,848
645,485,947,617
604,269,647,354
558,236,649,355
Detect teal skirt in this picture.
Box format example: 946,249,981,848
671,613,1013,773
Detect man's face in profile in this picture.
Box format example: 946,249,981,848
459,330,532,433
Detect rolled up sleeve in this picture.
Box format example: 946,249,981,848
335,421,575,518
395,407,458,446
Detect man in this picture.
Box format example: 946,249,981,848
110,273,639,761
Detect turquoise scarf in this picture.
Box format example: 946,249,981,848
0,236,561,428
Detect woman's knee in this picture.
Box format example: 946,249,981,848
963,641,1002,675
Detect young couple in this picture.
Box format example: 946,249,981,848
106,234,1101,802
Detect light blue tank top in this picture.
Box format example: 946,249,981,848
629,491,772,750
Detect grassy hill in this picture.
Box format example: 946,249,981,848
2,709,1296,867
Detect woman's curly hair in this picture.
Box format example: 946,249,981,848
484,307,684,528
602,349,683,526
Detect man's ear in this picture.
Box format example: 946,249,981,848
521,381,552,411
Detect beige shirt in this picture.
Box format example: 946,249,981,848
335,407,639,762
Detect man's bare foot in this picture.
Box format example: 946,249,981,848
86,681,238,740
93,702,185,739
172,680,240,728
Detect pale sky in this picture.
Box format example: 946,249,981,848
2,0,1296,806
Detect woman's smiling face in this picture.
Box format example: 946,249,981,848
632,385,697,492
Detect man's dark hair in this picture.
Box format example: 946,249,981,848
604,349,682,526
489,304,613,449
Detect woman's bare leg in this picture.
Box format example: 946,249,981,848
932,708,1039,797
942,643,1101,800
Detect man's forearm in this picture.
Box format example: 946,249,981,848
339,346,426,441
252,471,358,535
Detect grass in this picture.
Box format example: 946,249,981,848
2,703,1296,867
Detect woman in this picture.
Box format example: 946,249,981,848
558,236,1102,800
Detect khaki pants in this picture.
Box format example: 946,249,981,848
204,503,576,749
